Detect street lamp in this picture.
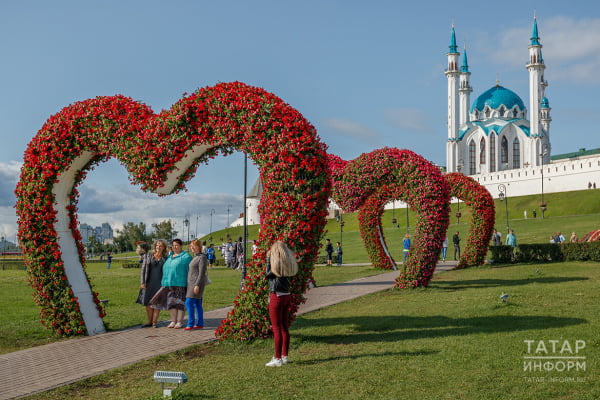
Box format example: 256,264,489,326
227,204,233,229
540,144,548,219
183,214,190,243
498,184,510,233
1,236,5,271
335,213,345,246
209,209,215,235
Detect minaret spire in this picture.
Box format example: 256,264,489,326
446,23,461,172
526,14,550,165
459,43,472,126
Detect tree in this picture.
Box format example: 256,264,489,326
149,220,177,242
113,222,148,252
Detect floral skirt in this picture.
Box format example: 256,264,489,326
148,286,186,311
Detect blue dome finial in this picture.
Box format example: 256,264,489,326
530,14,540,46
449,24,458,53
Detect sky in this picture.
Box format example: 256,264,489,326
1,0,600,242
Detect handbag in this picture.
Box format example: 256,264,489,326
135,288,146,304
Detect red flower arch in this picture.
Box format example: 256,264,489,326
445,172,495,268
328,148,450,288
15,82,330,339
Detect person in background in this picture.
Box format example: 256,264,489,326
325,239,333,266
138,240,168,327
206,243,216,269
506,229,517,247
184,240,208,331
570,232,578,243
492,229,502,246
225,238,234,269
336,241,343,266
265,241,298,367
441,236,448,262
402,233,411,263
106,252,112,269
149,238,192,329
453,232,461,261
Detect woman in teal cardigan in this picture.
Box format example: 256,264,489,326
149,238,192,328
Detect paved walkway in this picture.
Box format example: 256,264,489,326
0,262,455,399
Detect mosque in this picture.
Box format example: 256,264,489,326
232,16,600,228
446,17,600,199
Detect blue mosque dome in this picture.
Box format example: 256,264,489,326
470,85,526,113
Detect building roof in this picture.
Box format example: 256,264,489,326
459,118,529,140
470,85,526,113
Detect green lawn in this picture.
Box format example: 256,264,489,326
25,262,599,400
0,263,380,354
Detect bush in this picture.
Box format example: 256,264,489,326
489,245,514,264
515,244,564,263
491,242,600,264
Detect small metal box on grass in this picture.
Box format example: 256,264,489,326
153,371,188,398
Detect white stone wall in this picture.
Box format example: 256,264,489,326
473,155,600,198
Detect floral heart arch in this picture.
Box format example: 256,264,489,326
328,148,451,288
328,150,496,286
15,82,330,338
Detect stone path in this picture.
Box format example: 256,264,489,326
0,262,455,399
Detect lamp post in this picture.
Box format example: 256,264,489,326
183,214,190,243
498,184,509,233
241,153,248,287
456,160,463,224
540,145,548,219
405,205,410,234
209,209,215,235
226,204,233,229
1,236,4,271
335,213,345,246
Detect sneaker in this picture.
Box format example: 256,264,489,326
265,357,283,367
281,356,289,364
167,321,176,328
174,322,183,329
183,326,194,331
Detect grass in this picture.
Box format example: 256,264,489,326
24,262,600,400
0,262,380,354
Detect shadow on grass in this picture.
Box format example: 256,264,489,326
293,314,587,345
296,349,439,365
431,276,588,290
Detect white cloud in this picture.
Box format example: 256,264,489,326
488,16,600,84
384,108,430,133
322,118,381,145
0,161,22,207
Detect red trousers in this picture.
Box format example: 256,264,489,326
269,292,291,359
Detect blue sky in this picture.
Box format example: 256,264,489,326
1,0,599,241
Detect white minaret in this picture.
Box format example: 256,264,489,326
459,43,472,126
526,15,551,165
445,25,460,172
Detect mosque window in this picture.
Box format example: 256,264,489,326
480,138,486,164
485,107,491,118
490,133,496,172
512,138,520,169
499,105,506,117
501,136,508,165
469,140,476,174
513,108,518,118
